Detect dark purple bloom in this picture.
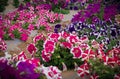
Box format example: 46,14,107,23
0,60,22,79
55,24,61,29
17,61,40,79
74,6,78,10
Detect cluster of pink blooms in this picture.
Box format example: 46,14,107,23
0,5,64,41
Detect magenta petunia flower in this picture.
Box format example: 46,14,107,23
20,33,28,41
67,34,79,44
61,42,72,49
41,50,52,62
27,43,37,55
44,40,55,48
33,33,45,43
71,47,82,58
61,31,70,39
49,33,60,42
44,45,55,54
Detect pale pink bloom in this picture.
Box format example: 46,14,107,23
60,42,72,49
90,74,99,79
20,33,28,41
27,43,37,55
77,63,89,77
71,47,82,58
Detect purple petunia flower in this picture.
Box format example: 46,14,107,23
17,61,40,79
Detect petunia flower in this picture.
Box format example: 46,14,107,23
20,33,28,41
77,63,89,77
60,42,72,49
42,66,62,79
17,61,40,79
0,39,7,51
27,43,37,55
71,47,82,58
41,49,52,62
61,31,70,39
17,51,27,61
33,33,45,43
81,49,96,61
67,34,79,44
90,74,99,79
114,74,120,79
48,33,60,42
43,40,55,48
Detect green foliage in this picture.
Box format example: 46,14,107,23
53,8,70,14
89,59,120,79
3,34,11,40
39,26,46,31
22,23,29,29
23,0,30,3
13,0,20,8
35,40,44,57
12,29,21,38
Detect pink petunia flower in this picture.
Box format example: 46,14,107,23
48,33,60,42
41,49,52,62
28,24,34,31
20,33,28,41
61,31,70,39
44,40,55,48
77,63,89,77
44,45,55,54
71,47,82,58
60,42,72,49
27,43,37,55
67,34,79,44
33,33,45,43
